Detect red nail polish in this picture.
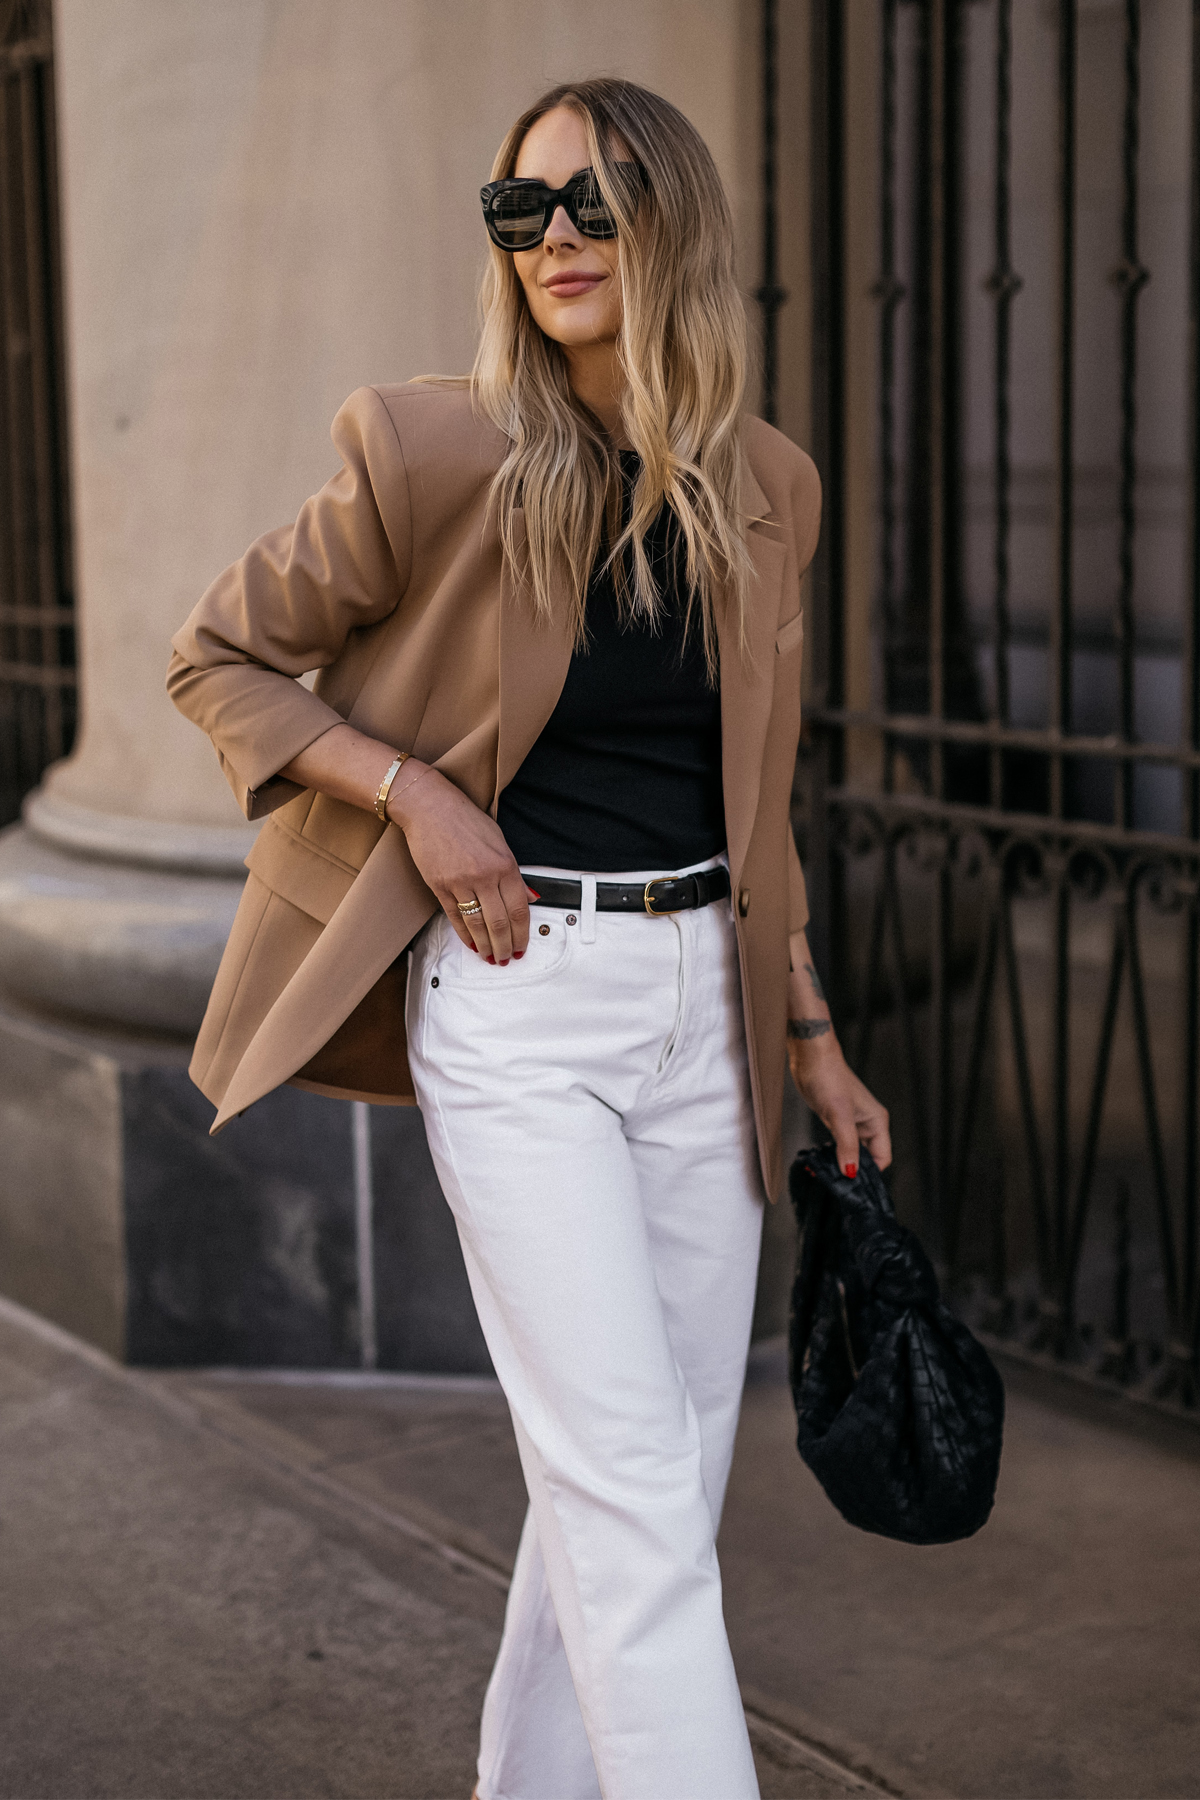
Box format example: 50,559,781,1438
527,888,541,900
513,950,525,959
486,955,495,964
500,959,510,966
468,942,478,952
845,1163,858,1179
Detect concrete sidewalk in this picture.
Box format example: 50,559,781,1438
1,1297,1198,1799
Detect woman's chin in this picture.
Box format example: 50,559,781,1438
538,315,619,352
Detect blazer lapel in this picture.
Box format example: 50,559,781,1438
719,461,786,884
492,507,576,812
495,474,787,883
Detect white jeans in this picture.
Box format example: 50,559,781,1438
406,860,764,1800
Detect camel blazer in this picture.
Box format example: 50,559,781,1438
167,382,820,1198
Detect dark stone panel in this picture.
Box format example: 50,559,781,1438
369,1108,492,1375
122,1071,359,1368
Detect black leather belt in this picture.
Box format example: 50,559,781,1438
521,865,731,917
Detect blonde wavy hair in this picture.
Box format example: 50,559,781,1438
472,78,753,667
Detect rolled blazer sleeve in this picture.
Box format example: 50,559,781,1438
167,385,412,820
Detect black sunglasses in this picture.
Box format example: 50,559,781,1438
479,163,645,252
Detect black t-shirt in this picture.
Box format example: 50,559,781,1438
498,458,726,873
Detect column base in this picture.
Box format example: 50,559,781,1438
0,819,243,1036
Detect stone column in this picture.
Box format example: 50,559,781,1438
0,0,762,1360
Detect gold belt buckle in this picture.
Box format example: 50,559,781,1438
644,877,683,917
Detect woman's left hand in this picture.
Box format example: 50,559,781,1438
785,928,891,1176
787,1033,891,1177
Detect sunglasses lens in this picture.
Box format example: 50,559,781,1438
573,172,616,236
489,188,548,249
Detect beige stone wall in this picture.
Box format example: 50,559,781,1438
46,0,763,834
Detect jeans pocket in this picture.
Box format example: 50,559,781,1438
451,911,573,985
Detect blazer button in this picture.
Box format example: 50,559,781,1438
738,887,751,918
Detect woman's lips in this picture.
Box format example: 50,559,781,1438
543,274,605,298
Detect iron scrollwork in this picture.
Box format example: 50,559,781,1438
823,793,1200,1411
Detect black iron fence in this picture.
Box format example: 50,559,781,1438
781,0,1200,1413
0,0,73,825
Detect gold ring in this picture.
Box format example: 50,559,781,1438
457,899,483,917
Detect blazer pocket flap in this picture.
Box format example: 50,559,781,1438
775,609,805,657
245,819,359,926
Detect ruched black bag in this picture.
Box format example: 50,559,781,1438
788,1142,1005,1545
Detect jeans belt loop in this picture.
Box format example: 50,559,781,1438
580,874,598,943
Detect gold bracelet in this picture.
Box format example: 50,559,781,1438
374,751,410,822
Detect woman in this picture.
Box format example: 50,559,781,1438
168,77,889,1800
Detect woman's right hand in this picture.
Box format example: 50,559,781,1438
388,762,535,964
278,724,535,965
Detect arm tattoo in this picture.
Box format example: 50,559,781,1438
803,961,826,1002
788,1018,831,1040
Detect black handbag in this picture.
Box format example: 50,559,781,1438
788,1141,1005,1545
